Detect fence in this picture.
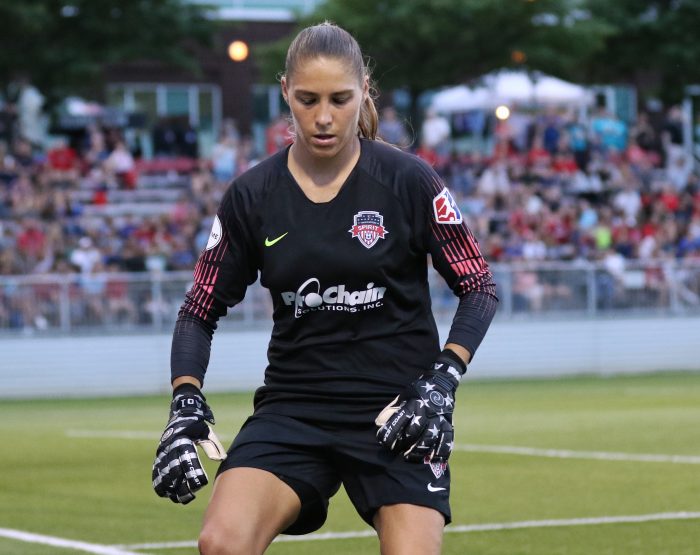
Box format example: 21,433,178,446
1,259,699,334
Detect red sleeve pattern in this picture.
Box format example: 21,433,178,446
417,162,496,298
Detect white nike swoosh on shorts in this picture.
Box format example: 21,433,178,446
427,483,446,492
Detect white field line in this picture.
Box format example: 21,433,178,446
65,429,235,442
0,528,141,555
455,444,700,464
116,511,700,549
65,430,700,465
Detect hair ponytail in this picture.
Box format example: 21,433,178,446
358,87,379,140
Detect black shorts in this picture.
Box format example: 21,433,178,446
217,412,451,535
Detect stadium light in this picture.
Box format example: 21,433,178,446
228,40,249,62
511,50,527,64
495,105,511,120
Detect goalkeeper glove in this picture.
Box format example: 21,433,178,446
375,349,465,463
152,383,226,504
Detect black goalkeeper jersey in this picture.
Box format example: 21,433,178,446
173,139,496,423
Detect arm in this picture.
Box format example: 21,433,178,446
153,187,259,503
376,161,498,462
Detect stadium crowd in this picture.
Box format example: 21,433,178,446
1,103,700,328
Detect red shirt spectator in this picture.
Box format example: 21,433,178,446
47,143,78,171
17,223,46,257
266,115,294,155
552,153,578,174
659,188,680,213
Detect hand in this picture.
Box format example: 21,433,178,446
376,351,464,463
152,384,227,504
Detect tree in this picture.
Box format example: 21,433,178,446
0,0,215,104
256,0,611,125
583,0,700,102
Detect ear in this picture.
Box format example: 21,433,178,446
362,74,369,103
281,76,289,104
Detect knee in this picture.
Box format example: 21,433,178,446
198,525,259,555
197,526,228,555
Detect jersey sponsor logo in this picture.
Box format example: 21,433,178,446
424,456,448,479
281,277,387,318
427,482,447,493
205,215,223,250
349,210,388,249
264,232,288,247
432,187,463,224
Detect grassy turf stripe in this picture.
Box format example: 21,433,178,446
456,444,700,464
116,512,700,549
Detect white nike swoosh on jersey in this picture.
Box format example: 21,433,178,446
427,483,446,492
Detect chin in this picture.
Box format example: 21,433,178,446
302,138,343,158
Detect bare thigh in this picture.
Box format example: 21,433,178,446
373,503,445,555
199,467,302,555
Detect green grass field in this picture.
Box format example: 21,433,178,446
2,371,700,554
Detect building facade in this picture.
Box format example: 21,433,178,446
104,1,323,156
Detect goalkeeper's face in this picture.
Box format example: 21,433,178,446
282,56,368,161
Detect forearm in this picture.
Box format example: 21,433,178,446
172,376,202,390
446,289,498,363
171,312,215,386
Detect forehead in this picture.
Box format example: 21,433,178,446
287,56,362,90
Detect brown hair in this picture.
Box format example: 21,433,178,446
284,22,379,140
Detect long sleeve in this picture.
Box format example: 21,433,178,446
415,161,498,360
171,185,260,385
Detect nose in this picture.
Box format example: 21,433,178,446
315,101,332,129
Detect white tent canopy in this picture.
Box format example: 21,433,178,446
430,70,593,113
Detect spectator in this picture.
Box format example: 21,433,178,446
210,131,237,183
265,114,293,155
661,105,685,170
590,108,628,154
104,140,135,188
14,75,45,147
420,108,451,156
46,137,79,185
70,236,102,274
378,106,410,148
613,181,642,225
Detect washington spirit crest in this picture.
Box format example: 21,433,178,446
425,456,448,479
349,211,388,249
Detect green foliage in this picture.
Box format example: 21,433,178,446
257,0,699,106
0,0,215,102
584,0,700,100
256,0,611,95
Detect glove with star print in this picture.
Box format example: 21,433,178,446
375,349,465,463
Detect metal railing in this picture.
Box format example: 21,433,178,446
1,259,699,334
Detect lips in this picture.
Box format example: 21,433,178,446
312,134,336,146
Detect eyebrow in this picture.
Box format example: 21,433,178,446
294,89,355,95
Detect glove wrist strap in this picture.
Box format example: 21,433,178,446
426,349,466,391
438,348,467,374
427,370,458,393
172,382,203,398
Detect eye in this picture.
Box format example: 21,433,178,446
297,96,316,106
333,95,351,105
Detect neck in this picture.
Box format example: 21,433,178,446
289,137,360,186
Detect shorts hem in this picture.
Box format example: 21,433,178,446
216,460,329,535
360,497,451,529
